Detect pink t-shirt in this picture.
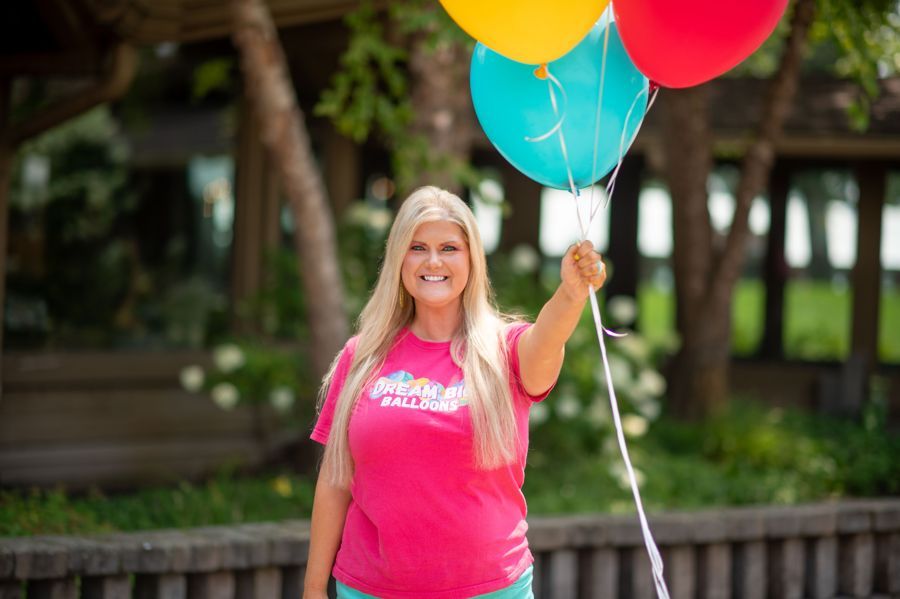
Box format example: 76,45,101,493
310,323,553,599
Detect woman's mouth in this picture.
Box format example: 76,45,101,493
420,275,448,282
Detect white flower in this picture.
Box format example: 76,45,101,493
368,208,393,232
510,244,540,275
621,414,648,438
617,334,651,363
269,386,295,413
556,395,581,420
211,382,240,411
179,365,205,392
633,397,662,420
529,402,550,426
610,462,645,489
607,295,637,325
213,344,245,373
598,353,631,386
636,369,666,398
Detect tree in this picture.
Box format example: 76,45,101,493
663,0,898,418
231,0,348,378
315,1,478,198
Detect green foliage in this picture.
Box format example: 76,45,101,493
192,58,236,102
485,250,672,467
6,398,897,533
0,465,315,536
811,0,900,130
179,338,316,427
315,2,411,144
733,0,899,129
526,398,900,514
178,200,394,418
315,1,478,192
6,107,138,347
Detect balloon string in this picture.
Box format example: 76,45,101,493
588,8,613,222
524,71,569,143
543,68,580,204
587,286,670,599
553,64,670,598
593,85,659,222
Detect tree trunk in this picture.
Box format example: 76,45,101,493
665,0,816,418
404,12,476,195
232,0,349,378
663,84,727,418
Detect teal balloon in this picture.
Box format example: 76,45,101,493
470,20,647,190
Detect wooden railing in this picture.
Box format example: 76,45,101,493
1,500,898,598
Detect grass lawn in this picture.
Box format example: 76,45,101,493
638,279,900,363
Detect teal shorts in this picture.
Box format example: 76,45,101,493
335,565,534,599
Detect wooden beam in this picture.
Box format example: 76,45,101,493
0,50,104,77
3,43,138,146
851,161,887,365
35,0,97,50
760,160,791,358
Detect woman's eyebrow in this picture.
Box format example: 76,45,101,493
410,239,467,245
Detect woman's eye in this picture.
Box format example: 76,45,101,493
442,246,457,252
411,245,425,251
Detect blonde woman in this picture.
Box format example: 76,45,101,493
304,186,606,599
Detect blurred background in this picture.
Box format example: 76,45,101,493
0,0,898,536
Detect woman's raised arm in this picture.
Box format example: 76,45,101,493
517,240,606,396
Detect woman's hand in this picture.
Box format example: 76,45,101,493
560,240,607,302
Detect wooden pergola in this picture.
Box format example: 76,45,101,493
0,0,361,488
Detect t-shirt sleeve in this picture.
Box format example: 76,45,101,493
310,336,358,445
506,322,556,403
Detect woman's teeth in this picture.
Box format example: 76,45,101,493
421,275,448,282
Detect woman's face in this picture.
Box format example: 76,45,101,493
401,220,471,312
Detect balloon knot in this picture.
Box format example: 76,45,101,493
533,64,549,80
648,80,661,92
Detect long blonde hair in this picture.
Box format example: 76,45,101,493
319,186,520,487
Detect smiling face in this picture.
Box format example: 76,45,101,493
400,220,471,313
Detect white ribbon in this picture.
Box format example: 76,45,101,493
529,25,671,598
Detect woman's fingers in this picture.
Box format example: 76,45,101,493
570,241,606,288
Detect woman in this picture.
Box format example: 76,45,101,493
304,186,606,599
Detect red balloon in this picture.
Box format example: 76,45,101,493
614,0,788,88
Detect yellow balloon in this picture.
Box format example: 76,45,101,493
440,0,609,65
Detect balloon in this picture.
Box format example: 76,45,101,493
614,0,788,88
470,20,648,190
440,0,609,65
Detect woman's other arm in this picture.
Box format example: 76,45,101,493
517,240,606,395
303,458,351,599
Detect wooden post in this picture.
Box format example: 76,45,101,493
851,161,886,368
499,162,543,254
605,155,643,307
0,79,12,398
231,100,267,335
760,160,791,358
323,127,360,219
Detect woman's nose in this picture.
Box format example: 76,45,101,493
427,250,442,266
